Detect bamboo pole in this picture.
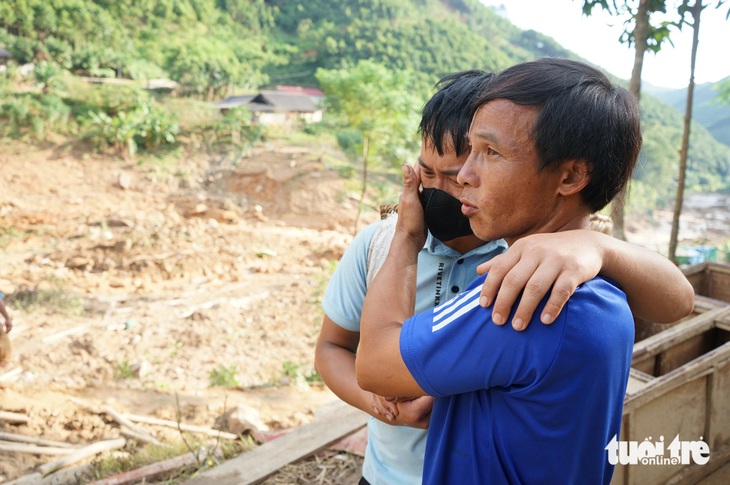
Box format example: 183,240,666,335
124,413,238,440
0,431,76,448
0,411,30,424
39,438,127,475
0,440,74,455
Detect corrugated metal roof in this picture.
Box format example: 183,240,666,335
253,91,318,112
213,95,255,109
214,90,321,113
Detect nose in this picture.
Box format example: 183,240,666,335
457,152,478,188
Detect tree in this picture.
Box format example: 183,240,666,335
668,0,728,263
315,60,425,233
581,0,676,240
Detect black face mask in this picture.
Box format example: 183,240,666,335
420,187,474,242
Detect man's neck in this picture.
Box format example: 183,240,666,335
505,213,592,247
444,234,488,255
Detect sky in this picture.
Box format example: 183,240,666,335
479,0,730,89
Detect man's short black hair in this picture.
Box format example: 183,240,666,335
474,58,642,212
419,70,493,157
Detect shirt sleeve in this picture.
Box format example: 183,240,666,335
321,221,380,332
400,274,567,398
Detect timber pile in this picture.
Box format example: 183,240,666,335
0,399,249,485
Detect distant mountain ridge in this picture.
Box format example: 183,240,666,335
645,78,730,148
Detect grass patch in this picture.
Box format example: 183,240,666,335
114,359,135,380
9,282,85,316
0,225,26,248
209,364,240,388
282,361,322,385
89,438,254,483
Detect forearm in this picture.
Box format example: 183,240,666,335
601,235,694,323
315,341,378,415
356,231,424,397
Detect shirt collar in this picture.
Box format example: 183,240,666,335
424,231,508,258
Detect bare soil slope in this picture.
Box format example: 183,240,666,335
0,140,378,482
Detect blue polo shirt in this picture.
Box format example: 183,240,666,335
401,274,634,484
322,219,507,484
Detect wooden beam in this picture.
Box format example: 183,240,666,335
0,411,30,425
184,400,368,485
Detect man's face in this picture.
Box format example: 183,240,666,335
457,99,565,245
418,138,469,198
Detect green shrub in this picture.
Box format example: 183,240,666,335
209,364,240,388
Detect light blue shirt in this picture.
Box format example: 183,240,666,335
322,219,507,484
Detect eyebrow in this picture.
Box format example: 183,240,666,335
417,158,461,177
471,131,498,144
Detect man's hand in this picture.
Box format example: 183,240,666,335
371,394,433,429
3,318,11,334
477,231,604,331
394,164,427,249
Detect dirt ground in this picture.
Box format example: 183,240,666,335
0,139,380,483
1,137,729,484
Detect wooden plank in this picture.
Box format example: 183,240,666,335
632,308,730,367
185,400,369,485
710,271,730,303
624,341,730,414
694,295,730,313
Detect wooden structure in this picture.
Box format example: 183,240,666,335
614,262,730,484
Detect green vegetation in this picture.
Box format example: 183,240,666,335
0,0,728,211
281,360,322,385
90,438,253,483
9,281,85,316
208,364,240,388
114,359,135,380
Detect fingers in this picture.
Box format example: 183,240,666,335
537,273,580,326
5,319,11,333
499,263,565,330
478,251,520,309
482,252,587,331
396,164,427,245
371,394,397,421
400,164,421,204
489,257,548,330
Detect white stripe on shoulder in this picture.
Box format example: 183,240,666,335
431,286,482,332
433,286,481,323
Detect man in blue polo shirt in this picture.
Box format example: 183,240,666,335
356,58,645,483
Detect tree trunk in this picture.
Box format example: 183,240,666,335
669,0,703,263
612,0,650,241
353,137,369,236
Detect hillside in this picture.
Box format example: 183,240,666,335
646,78,730,148
2,0,730,204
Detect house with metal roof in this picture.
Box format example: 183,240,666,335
214,89,323,125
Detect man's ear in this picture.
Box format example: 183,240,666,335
558,160,590,197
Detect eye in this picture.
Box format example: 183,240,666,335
485,147,500,157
